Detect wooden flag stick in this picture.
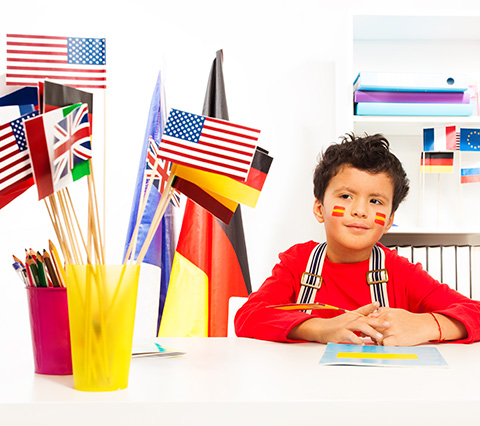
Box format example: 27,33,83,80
87,186,93,262
65,188,93,265
56,192,81,265
135,189,172,266
57,191,83,265
88,166,105,264
437,173,440,228
123,162,159,264
102,90,107,259
43,199,65,260
87,186,103,265
135,173,175,265
47,195,74,265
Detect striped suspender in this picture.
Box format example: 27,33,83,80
297,243,389,311
366,244,390,308
297,243,327,314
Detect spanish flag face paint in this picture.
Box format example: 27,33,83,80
375,212,386,226
332,206,345,217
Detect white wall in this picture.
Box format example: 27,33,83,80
2,0,480,343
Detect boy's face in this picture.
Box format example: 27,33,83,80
313,165,395,263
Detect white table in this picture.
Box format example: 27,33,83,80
2,337,480,426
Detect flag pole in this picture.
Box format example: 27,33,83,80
65,188,94,265
135,173,175,265
123,159,159,264
437,173,440,229
56,190,83,265
103,89,107,260
46,195,74,264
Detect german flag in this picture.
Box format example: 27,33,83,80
420,152,454,173
158,50,252,337
158,199,251,337
172,145,272,208
172,175,238,225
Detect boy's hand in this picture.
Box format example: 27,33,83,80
369,308,436,346
288,302,390,344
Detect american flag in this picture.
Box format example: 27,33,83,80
159,109,259,181
53,104,91,184
146,136,180,207
0,110,39,197
6,34,106,89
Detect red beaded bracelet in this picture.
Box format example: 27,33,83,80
429,312,445,343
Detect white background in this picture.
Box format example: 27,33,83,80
1,0,479,342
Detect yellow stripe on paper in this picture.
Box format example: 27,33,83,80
336,352,418,360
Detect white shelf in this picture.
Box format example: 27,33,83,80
354,116,480,136
345,12,480,242
353,13,480,41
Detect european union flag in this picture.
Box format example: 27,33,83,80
460,128,480,151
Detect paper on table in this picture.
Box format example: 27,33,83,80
132,341,185,358
319,343,448,368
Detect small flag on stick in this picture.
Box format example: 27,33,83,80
0,110,39,209
420,152,454,173
171,146,273,209
460,161,480,184
159,108,260,180
6,34,107,89
24,103,91,200
459,128,480,151
423,125,457,151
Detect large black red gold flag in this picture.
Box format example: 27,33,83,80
159,50,252,337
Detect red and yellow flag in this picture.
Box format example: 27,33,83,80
332,205,345,217
375,212,386,226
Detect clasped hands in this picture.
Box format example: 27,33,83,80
328,301,432,346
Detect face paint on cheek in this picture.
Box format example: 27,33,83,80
375,212,386,226
332,206,345,217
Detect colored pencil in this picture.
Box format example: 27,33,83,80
49,240,66,287
25,255,40,287
43,249,61,288
35,251,48,287
267,302,364,316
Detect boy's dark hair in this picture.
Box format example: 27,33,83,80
313,133,409,214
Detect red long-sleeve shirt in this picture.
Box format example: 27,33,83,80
235,241,480,343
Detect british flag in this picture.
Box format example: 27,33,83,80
52,104,91,184
146,136,180,207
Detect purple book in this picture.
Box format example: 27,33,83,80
354,90,470,104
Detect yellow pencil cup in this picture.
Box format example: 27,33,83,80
66,264,140,392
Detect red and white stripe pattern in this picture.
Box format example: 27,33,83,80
0,111,38,193
146,136,181,207
6,34,106,89
159,109,259,181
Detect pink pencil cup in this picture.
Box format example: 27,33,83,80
26,287,73,375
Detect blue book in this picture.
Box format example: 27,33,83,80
353,71,469,92
355,102,473,116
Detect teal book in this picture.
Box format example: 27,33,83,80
319,343,448,367
353,71,469,92
355,102,473,116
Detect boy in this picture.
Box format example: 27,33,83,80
235,133,480,345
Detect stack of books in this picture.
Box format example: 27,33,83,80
353,71,474,117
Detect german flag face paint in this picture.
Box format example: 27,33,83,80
332,206,345,217
375,212,386,226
